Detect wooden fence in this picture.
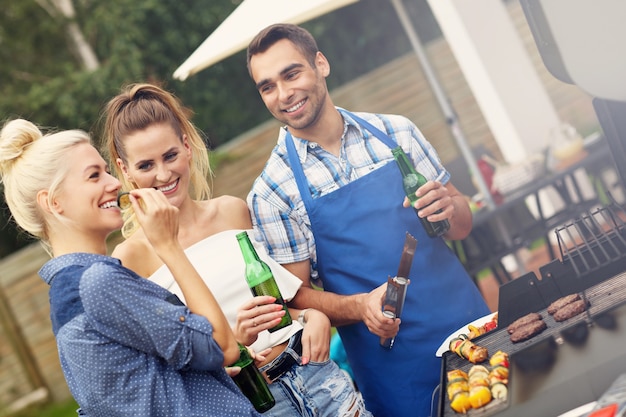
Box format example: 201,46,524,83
0,244,63,413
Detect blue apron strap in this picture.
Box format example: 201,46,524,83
285,110,403,208
285,132,314,208
342,110,419,178
340,110,398,150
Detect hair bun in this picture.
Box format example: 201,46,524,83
0,119,43,175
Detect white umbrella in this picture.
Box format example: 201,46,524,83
173,0,359,81
173,0,494,208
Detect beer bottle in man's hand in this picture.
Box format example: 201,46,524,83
236,231,292,332
391,146,450,237
229,343,275,412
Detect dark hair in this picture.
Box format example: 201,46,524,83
246,23,319,78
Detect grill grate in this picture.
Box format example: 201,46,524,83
555,203,626,277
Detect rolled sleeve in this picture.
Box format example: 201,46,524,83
80,263,225,371
405,119,449,184
248,185,313,265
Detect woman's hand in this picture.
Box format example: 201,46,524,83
234,296,287,346
225,347,272,377
299,309,331,364
126,188,180,252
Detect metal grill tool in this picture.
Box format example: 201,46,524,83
380,232,417,349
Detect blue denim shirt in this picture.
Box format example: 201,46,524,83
39,253,260,417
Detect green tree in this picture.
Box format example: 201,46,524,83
0,0,439,257
0,0,234,256
0,0,240,255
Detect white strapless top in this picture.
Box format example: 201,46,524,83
149,229,303,351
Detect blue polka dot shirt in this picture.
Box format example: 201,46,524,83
39,253,261,417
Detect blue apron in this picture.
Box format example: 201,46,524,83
284,111,490,417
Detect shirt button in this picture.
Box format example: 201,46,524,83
179,316,185,322
308,143,317,149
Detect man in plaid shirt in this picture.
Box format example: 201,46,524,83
246,23,490,417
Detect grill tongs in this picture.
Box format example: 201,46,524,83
380,232,417,349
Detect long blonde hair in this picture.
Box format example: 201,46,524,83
0,119,92,254
102,83,213,237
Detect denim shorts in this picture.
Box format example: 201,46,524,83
259,332,372,417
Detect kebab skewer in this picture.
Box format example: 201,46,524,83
449,334,489,363
489,350,509,399
468,365,492,408
446,369,471,414
467,313,498,339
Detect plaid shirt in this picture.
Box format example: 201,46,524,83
247,109,449,282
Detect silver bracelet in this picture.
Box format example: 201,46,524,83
297,308,313,326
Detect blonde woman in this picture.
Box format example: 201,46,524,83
0,118,261,416
103,83,370,417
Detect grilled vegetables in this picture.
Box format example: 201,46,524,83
449,334,489,363
468,365,492,408
447,369,471,414
467,313,498,339
488,351,509,400
447,351,510,414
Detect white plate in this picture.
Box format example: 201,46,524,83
435,312,498,357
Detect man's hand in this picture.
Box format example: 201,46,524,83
360,283,400,338
403,180,473,240
403,180,452,221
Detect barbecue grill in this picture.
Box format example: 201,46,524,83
437,2,626,415
438,202,626,417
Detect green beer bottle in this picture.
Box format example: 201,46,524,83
230,343,275,412
236,231,292,332
391,146,450,237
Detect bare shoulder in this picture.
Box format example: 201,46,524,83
211,194,246,207
111,233,162,278
210,195,252,229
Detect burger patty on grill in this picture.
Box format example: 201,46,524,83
553,299,587,322
507,312,542,334
547,293,581,315
510,319,547,343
